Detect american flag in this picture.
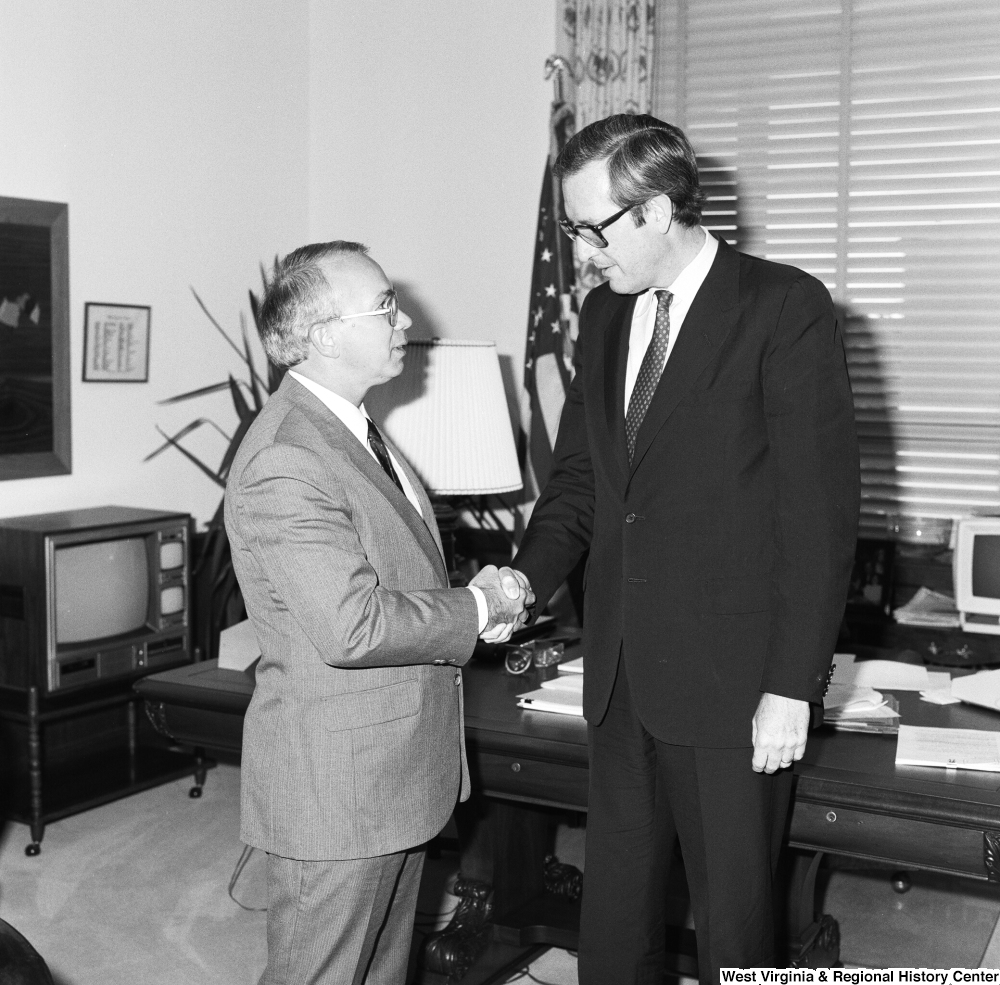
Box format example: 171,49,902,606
523,103,577,494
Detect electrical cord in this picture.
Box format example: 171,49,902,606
501,968,563,985
415,903,458,919
228,843,268,912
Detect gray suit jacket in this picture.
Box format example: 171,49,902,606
225,374,479,861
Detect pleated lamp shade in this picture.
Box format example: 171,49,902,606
365,340,522,495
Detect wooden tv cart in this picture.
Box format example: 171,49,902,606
0,678,211,856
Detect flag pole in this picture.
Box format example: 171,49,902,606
544,56,575,345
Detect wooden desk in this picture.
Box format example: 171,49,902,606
135,654,1000,979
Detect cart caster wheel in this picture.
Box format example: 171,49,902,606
891,871,911,893
25,843,40,857
189,786,202,799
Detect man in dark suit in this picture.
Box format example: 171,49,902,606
511,115,859,983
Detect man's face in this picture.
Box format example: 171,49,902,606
562,160,665,295
323,255,411,391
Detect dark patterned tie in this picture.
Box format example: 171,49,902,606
366,418,404,494
625,290,673,463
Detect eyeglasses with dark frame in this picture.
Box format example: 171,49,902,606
333,289,398,329
558,205,634,249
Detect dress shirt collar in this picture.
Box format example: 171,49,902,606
634,227,719,317
287,370,372,446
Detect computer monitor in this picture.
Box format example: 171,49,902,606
953,517,1000,634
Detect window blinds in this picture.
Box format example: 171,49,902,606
653,0,1000,536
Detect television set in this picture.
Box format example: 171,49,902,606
0,505,192,694
953,517,1000,635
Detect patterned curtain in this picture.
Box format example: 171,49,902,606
559,1,656,129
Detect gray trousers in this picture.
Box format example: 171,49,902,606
259,847,425,985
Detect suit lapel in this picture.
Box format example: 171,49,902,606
383,433,450,584
627,239,742,483
602,294,636,481
283,378,448,581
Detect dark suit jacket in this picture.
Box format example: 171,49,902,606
515,239,860,747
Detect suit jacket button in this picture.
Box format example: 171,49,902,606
454,672,462,685
626,513,635,523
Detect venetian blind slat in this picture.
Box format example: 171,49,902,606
655,0,1000,531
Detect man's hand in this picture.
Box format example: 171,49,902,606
470,566,535,644
751,692,810,774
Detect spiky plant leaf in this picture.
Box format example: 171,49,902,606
153,426,226,489
191,286,268,394
144,418,232,462
217,413,256,484
228,373,253,424
241,312,264,412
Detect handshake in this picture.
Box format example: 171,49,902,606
469,566,535,644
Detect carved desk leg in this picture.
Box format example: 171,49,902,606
418,795,579,981
418,795,498,980
983,831,1000,883
787,850,840,968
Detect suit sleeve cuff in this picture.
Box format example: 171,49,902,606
467,586,488,633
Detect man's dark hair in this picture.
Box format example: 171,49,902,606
258,241,369,368
554,114,706,228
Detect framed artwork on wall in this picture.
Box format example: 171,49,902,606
0,196,71,481
82,303,151,383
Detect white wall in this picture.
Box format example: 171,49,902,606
1,1,556,526
307,1,556,423
0,0,311,525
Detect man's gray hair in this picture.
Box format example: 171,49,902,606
257,241,369,368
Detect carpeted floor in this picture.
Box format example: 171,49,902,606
0,764,583,985
0,764,266,985
0,762,997,984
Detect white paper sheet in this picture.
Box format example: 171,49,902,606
540,674,583,693
517,687,583,716
218,619,261,672
920,671,959,705
951,669,1000,713
896,724,1000,771
830,653,930,690
558,656,584,674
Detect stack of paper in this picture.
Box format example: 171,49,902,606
896,724,1000,771
823,683,900,733
516,656,585,716
517,673,583,716
892,587,960,628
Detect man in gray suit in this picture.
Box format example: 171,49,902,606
225,240,530,985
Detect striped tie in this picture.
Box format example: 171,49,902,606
625,290,673,463
366,418,404,494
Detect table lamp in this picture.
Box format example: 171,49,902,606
365,339,522,581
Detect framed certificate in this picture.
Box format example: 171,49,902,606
83,303,151,382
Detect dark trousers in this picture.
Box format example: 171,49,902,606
577,659,793,985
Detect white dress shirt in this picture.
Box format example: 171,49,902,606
623,228,719,414
287,370,489,631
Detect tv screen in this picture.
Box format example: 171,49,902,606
972,534,1000,600
55,538,150,644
